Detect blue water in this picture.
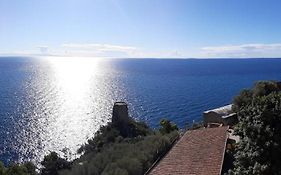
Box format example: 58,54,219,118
1,56,281,164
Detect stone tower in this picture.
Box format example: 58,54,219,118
112,102,129,125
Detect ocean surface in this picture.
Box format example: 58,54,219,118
1,57,281,165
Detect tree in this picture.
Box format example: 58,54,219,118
23,162,37,175
0,161,37,175
159,119,178,134
0,162,5,175
60,118,179,175
229,92,281,175
232,81,281,112
41,152,71,175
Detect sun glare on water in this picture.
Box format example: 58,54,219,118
49,57,100,98
10,56,125,165
27,57,114,163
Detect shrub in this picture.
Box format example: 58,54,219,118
60,125,178,175
41,152,71,175
229,81,281,175
0,161,37,175
159,119,178,134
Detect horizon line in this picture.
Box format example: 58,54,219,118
1,55,281,60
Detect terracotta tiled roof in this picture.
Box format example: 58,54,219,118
149,126,229,175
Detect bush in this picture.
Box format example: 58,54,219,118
0,162,5,175
60,118,179,175
229,81,281,175
0,161,37,175
41,152,71,175
232,81,281,112
159,119,178,134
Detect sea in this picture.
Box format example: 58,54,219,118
1,56,281,165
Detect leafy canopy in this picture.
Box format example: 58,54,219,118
230,81,281,175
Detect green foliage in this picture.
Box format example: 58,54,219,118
102,163,129,175
0,162,5,175
5,164,28,175
252,81,281,97
232,81,281,111
60,118,178,175
61,131,178,175
113,117,152,138
159,119,178,134
78,120,152,155
78,123,121,154
229,81,281,175
41,152,71,175
131,120,152,136
232,89,253,112
23,162,37,175
0,162,37,175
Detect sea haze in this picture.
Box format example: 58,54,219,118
1,57,281,164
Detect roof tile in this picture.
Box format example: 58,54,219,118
148,126,229,175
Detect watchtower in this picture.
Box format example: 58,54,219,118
112,102,129,125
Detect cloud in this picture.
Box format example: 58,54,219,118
201,43,281,58
61,43,138,57
59,43,187,58
4,43,281,58
62,43,137,52
0,43,188,58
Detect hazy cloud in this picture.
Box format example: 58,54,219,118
1,43,188,58
61,43,138,57
62,43,137,52
59,43,186,58
201,43,281,58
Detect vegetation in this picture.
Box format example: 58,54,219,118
229,81,281,175
159,118,178,134
41,152,71,175
61,118,178,175
62,131,178,175
232,80,281,112
0,115,178,175
0,162,37,175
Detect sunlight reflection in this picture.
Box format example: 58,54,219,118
49,57,100,99
42,57,107,160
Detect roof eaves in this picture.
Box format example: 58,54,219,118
219,126,230,175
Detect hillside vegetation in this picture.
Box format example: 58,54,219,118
60,117,178,175
0,114,178,175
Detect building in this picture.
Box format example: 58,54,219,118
148,126,229,175
203,104,237,126
112,101,129,124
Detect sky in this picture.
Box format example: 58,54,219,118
1,0,281,58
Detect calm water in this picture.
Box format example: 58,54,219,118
1,57,281,164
